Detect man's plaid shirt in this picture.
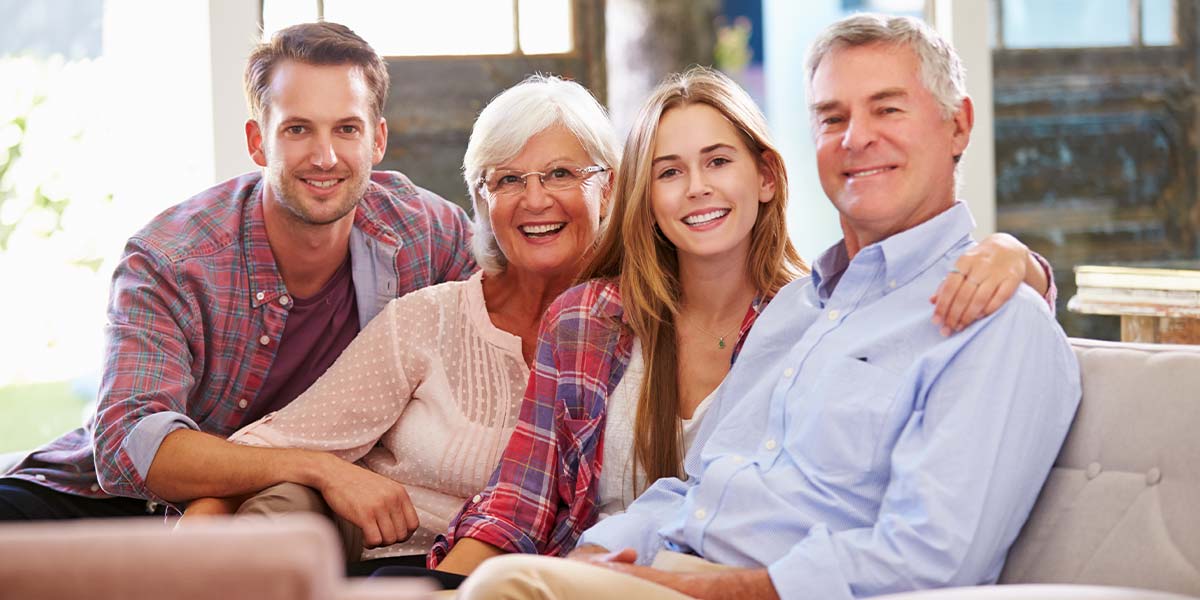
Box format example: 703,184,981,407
4,171,475,504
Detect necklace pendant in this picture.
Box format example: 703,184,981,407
718,337,726,349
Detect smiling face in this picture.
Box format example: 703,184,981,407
649,103,774,269
483,124,606,280
810,42,972,253
247,60,386,227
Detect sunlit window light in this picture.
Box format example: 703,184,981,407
262,0,573,56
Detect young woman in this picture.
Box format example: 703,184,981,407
431,67,1055,575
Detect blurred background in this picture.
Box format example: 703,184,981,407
1,0,1194,452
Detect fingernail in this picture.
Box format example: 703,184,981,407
932,315,942,326
940,326,951,337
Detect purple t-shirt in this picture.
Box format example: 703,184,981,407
244,257,361,424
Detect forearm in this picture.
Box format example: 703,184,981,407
144,429,332,503
686,569,779,600
436,538,505,575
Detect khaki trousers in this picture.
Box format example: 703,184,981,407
456,550,734,600
237,482,364,562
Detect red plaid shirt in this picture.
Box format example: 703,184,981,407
4,171,475,504
429,278,763,565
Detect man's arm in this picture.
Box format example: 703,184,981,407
764,299,1080,599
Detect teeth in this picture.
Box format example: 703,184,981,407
306,179,339,188
520,223,566,235
683,209,730,226
848,167,890,178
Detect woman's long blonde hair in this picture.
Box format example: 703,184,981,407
578,67,807,488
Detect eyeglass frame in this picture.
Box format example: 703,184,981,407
479,165,609,198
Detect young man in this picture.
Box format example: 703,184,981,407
458,14,1080,600
0,23,475,547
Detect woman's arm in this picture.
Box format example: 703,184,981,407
930,232,1055,335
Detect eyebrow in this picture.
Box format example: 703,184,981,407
492,156,580,172
651,143,738,165
810,88,910,113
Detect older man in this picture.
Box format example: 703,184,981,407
459,14,1080,600
0,22,474,546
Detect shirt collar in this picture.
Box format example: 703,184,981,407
243,179,288,309
812,201,976,299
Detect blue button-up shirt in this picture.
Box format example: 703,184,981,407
579,202,1081,600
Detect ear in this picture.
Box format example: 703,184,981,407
372,117,388,165
599,170,615,217
758,150,778,203
246,119,267,168
950,96,974,159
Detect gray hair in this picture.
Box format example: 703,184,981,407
806,13,966,119
463,74,621,274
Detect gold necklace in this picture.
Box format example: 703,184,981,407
686,315,741,350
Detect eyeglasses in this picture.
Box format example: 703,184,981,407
482,165,608,198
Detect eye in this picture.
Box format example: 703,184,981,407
879,106,901,115
284,125,306,135
656,167,681,180
820,116,844,126
337,125,360,134
709,157,731,168
496,174,523,186
547,167,576,181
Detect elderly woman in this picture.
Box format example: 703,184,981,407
181,74,620,575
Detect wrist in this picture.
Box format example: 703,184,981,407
283,448,334,492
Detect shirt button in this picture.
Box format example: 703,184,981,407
279,295,290,306
764,439,778,450
255,291,265,301
827,309,840,320
732,455,744,464
90,484,100,492
888,280,897,289
783,367,795,377
694,508,707,520
238,399,249,409
259,335,270,346
472,494,483,503
35,474,46,481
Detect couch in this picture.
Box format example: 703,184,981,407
881,338,1200,599
1,338,1198,599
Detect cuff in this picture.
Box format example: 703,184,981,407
766,524,852,600
577,511,663,566
123,410,200,479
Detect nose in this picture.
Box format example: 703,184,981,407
840,116,877,153
685,168,712,200
309,132,338,170
519,174,554,211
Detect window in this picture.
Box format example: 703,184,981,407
261,0,573,56
995,0,1175,49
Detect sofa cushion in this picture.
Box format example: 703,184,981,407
1000,338,1200,596
0,514,343,600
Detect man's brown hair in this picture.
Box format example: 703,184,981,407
244,21,389,123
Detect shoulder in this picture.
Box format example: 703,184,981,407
128,172,261,262
359,170,470,234
545,278,622,323
380,273,477,318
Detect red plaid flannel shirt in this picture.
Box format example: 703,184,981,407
429,278,764,565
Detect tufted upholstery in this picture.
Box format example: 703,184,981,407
1000,338,1200,596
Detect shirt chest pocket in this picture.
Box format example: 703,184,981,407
791,356,902,476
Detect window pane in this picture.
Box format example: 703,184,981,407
1002,0,1131,48
518,0,572,54
324,0,515,56
841,0,925,18
262,0,319,40
1143,0,1175,46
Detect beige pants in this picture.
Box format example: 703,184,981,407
456,550,734,600
237,482,364,562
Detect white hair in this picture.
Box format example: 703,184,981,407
463,74,621,273
806,13,966,119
